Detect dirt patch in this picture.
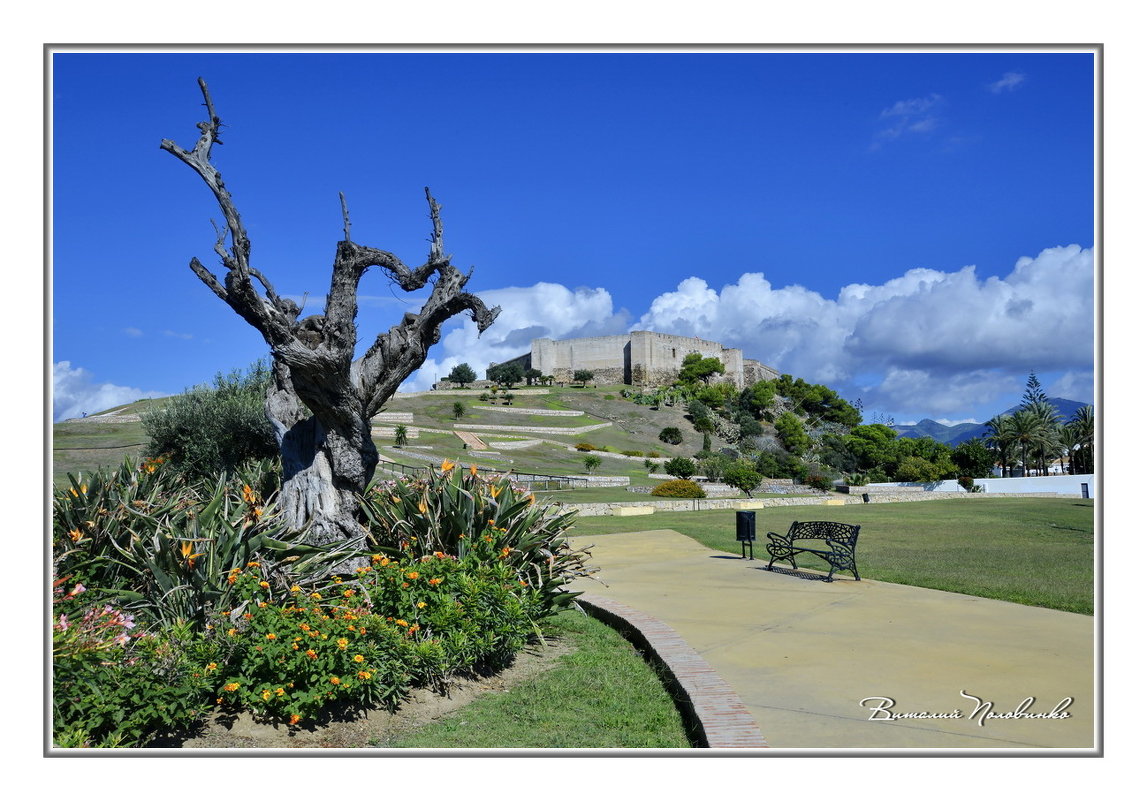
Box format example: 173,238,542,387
173,637,572,750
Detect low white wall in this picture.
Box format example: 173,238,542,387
867,474,1095,498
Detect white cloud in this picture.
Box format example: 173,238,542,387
400,282,630,391
635,245,1094,419
989,72,1026,93
53,361,166,422
1048,370,1095,406
874,93,943,145
123,327,143,337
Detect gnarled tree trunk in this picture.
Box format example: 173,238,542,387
161,78,499,550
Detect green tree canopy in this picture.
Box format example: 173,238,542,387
142,360,278,480
487,362,524,387
678,352,725,385
446,362,477,387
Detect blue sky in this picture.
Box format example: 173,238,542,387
51,49,1095,425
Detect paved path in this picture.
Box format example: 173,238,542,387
566,529,1095,750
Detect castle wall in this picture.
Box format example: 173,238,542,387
505,330,778,388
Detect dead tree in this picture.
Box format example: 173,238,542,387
161,78,500,549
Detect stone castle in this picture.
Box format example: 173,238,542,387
488,331,778,389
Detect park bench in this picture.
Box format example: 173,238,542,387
765,520,861,581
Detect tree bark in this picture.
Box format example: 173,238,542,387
162,78,500,553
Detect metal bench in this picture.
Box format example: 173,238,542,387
765,520,861,581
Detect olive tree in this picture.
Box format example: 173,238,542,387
161,79,500,549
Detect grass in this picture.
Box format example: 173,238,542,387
379,609,693,748
568,498,1095,615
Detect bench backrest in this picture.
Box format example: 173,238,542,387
787,520,860,545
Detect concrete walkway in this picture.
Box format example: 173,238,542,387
566,530,1095,750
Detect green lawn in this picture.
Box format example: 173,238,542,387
568,498,1095,614
380,609,693,748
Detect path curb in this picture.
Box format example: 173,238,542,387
576,593,769,749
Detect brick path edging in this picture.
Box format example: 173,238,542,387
576,593,768,749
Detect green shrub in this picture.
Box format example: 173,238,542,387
646,451,662,458
52,585,220,747
52,458,351,630
621,450,644,457
722,462,763,497
658,427,683,445
583,454,603,473
651,479,706,499
663,456,696,480
142,361,277,480
575,442,597,452
360,461,594,617
805,473,834,491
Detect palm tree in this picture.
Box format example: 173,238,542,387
985,414,1018,477
1026,401,1064,475
1065,405,1094,473
1005,408,1060,476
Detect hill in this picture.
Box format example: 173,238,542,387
894,397,1089,445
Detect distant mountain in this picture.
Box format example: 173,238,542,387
893,397,1090,446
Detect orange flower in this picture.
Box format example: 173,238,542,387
395,619,409,628
336,638,349,649
266,633,277,640
67,529,83,542
357,671,373,680
329,676,341,685
242,484,257,504
223,682,240,692
441,459,456,472
343,589,355,597
306,649,318,659
407,571,420,580
289,714,301,725
469,464,478,477
428,578,442,586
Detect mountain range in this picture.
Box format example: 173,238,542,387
892,397,1090,446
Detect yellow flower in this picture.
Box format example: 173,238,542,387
353,654,365,663
418,500,428,514
259,581,270,589
289,585,301,594
275,687,285,697
441,459,456,472
357,671,373,680
395,619,409,628
242,484,257,504
206,662,217,672
329,676,341,685
490,486,502,499
336,638,349,649
343,589,355,597
310,592,322,600
261,690,273,701
266,633,277,640
470,464,478,477
223,682,240,692
227,628,238,637
416,601,427,609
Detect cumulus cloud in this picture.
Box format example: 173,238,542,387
635,245,1094,419
53,362,167,422
989,72,1026,93
400,282,631,391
